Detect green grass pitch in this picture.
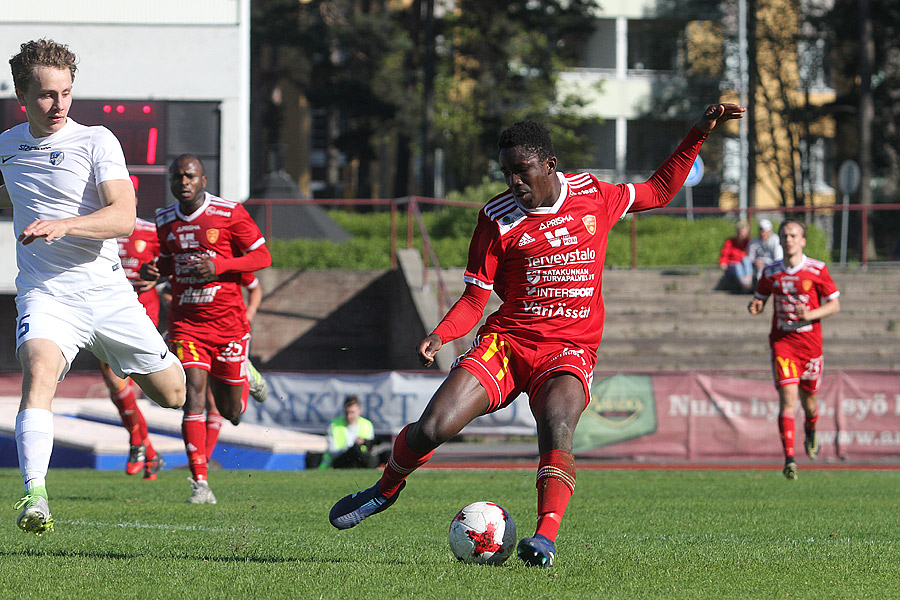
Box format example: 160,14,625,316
2,467,899,599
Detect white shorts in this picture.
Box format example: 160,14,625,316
15,280,179,381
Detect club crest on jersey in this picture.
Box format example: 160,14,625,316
802,279,813,292
206,229,220,244
134,240,147,253
582,215,596,235
49,151,64,165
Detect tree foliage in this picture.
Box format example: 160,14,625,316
252,0,602,198
828,0,900,202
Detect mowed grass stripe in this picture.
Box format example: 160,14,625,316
2,468,898,600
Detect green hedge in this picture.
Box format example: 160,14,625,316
268,209,829,270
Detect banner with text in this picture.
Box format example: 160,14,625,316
248,370,900,460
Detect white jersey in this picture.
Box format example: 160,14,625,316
0,119,131,295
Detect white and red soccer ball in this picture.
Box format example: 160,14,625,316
448,501,516,565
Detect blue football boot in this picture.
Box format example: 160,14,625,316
516,534,556,567
329,481,405,530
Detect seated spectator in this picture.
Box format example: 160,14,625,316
747,218,783,284
718,220,753,293
319,395,378,469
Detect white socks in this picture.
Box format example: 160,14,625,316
15,408,54,491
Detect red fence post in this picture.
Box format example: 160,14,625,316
630,214,638,270
390,201,398,269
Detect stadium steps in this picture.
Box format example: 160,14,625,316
0,399,184,471
231,260,898,372
0,397,327,471
435,265,900,372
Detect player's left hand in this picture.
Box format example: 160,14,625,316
696,103,745,134
191,256,218,280
794,300,810,321
133,278,157,293
18,218,70,245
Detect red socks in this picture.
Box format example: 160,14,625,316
110,381,148,447
534,450,576,542
805,410,818,435
779,413,796,459
378,425,434,497
182,413,208,481
205,413,225,459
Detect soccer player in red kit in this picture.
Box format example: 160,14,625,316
329,103,745,567
141,154,271,504
100,216,166,479
204,271,267,461
748,219,840,480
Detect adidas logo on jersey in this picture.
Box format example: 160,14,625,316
518,232,536,247
544,227,577,248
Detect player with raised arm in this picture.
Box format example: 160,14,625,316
748,219,840,480
141,154,270,504
329,103,745,567
0,39,185,535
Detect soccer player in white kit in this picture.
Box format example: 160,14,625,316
0,39,186,535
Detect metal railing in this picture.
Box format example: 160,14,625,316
245,196,900,272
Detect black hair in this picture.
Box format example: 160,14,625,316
497,120,555,162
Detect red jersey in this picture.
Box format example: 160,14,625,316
117,217,161,324
718,236,749,266
155,192,267,344
432,127,708,355
459,173,631,352
754,255,840,356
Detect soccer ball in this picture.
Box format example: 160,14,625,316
448,501,516,565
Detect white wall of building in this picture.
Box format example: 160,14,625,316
0,0,249,202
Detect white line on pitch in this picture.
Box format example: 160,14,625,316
59,520,274,534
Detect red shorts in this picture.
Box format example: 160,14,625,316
452,332,594,413
168,332,250,385
770,343,823,394
137,288,160,327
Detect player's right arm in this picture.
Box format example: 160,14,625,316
18,179,136,244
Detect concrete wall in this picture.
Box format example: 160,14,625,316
0,0,249,201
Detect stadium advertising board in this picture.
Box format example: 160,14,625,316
250,370,900,461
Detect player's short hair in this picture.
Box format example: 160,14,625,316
779,218,807,237
9,39,77,93
498,120,556,162
344,395,360,409
170,154,206,174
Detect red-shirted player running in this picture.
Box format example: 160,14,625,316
141,154,271,504
100,216,166,479
329,103,745,567
748,219,840,480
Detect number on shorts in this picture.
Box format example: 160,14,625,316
480,333,510,381
16,314,30,340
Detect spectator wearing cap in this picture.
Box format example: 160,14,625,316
748,218,783,285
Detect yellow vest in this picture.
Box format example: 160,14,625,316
319,416,375,469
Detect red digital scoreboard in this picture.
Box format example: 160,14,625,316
1,99,168,218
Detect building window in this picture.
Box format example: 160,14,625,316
627,19,683,72
580,18,617,69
